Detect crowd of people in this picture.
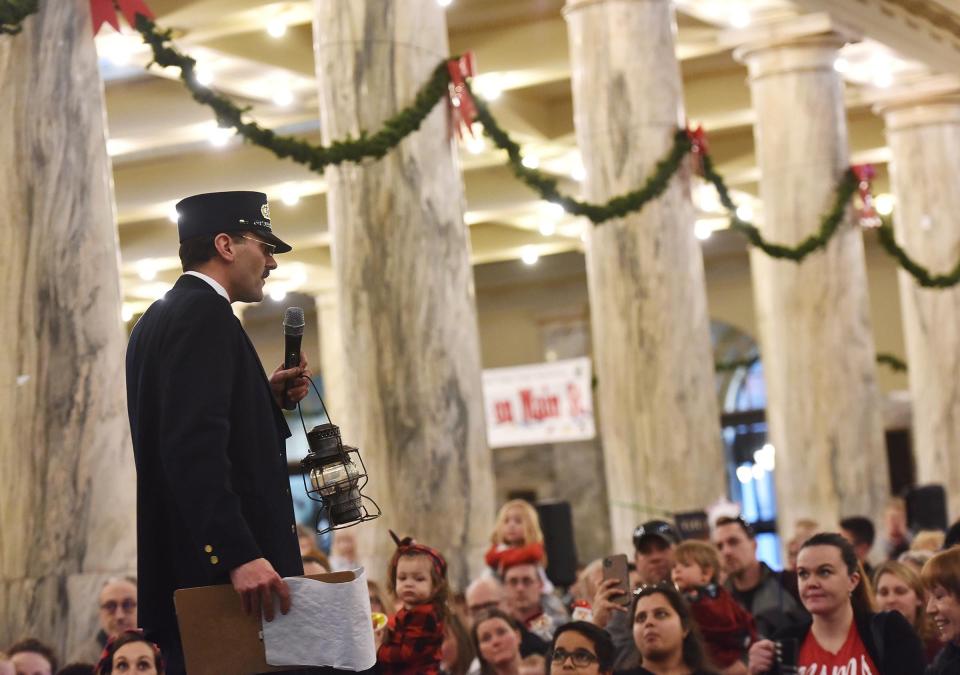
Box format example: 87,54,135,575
4,497,960,675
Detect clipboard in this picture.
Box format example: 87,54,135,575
174,571,357,675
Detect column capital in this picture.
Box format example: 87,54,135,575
871,75,960,130
724,13,858,77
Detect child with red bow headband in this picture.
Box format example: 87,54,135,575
376,531,449,675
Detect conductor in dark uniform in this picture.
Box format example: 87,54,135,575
125,191,310,674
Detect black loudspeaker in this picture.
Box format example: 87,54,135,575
536,500,578,588
906,484,949,532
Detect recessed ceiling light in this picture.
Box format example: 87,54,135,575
875,193,895,216
521,247,539,265
269,286,288,302
168,205,179,223
437,0,454,6
272,89,294,107
195,68,213,86
466,135,486,154
730,8,750,28
521,154,539,169
280,185,301,206
695,220,713,241
736,203,753,222
539,221,556,236
267,19,287,38
210,126,233,147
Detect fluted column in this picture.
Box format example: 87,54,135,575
0,1,136,657
312,0,495,587
564,0,726,554
876,79,960,520
734,21,889,531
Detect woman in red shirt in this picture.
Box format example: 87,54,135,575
747,532,925,674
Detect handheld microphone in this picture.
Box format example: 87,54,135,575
282,307,305,411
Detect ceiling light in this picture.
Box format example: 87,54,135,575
437,0,453,6
730,8,751,28
121,305,135,323
272,89,294,107
541,201,564,219
210,126,233,148
195,68,213,86
539,221,556,236
695,220,713,241
696,183,720,212
280,184,301,206
267,19,287,38
521,154,540,169
875,193,895,216
136,259,157,281
570,163,586,182
466,135,486,154
269,286,288,302
168,205,180,223
473,74,502,101
833,57,850,74
521,247,539,266
873,71,893,88
736,203,753,222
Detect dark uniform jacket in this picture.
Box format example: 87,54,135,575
126,274,303,639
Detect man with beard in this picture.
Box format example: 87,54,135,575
713,516,807,637
126,191,311,674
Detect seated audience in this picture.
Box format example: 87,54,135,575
7,638,58,675
911,530,946,553
944,519,960,550
619,584,718,675
840,516,877,579
301,550,331,575
593,520,681,670
900,548,936,575
672,540,755,673
471,608,526,675
94,631,163,675
501,559,569,641
55,666,94,675
368,579,390,616
570,559,604,606
548,621,614,675
0,651,12,675
442,612,478,675
921,545,960,674
712,516,806,637
873,561,941,663
881,497,911,561
329,529,360,572
784,519,818,571
748,532,925,674
69,577,138,664
465,576,549,658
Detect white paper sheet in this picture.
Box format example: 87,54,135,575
262,568,376,671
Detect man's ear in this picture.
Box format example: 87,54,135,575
213,232,238,261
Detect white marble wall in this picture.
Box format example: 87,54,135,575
736,31,889,531
311,0,495,588
0,0,136,657
564,0,726,555
879,93,960,520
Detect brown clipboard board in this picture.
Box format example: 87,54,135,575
174,571,357,675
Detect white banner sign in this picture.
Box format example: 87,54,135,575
482,357,595,448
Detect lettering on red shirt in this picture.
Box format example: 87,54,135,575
798,621,879,675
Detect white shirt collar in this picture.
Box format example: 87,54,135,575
184,271,231,303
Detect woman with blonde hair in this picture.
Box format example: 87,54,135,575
873,560,941,663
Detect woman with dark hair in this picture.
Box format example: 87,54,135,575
472,608,524,675
94,630,164,675
617,584,718,675
748,532,925,674
921,546,960,674
441,612,478,675
548,621,614,674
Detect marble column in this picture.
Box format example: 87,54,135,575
565,0,726,555
875,80,960,520
0,0,136,657
312,1,495,587
733,22,889,532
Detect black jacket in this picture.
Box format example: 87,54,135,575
769,610,926,674
126,274,303,636
926,642,960,674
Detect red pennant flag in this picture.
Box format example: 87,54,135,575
685,123,709,176
447,52,478,140
90,0,155,36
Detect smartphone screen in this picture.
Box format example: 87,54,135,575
601,554,631,606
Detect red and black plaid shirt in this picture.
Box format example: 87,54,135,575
376,603,444,675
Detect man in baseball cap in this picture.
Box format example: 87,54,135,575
633,519,681,585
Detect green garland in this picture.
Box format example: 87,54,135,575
134,15,450,169
715,353,907,373
4,2,960,291
0,0,35,34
